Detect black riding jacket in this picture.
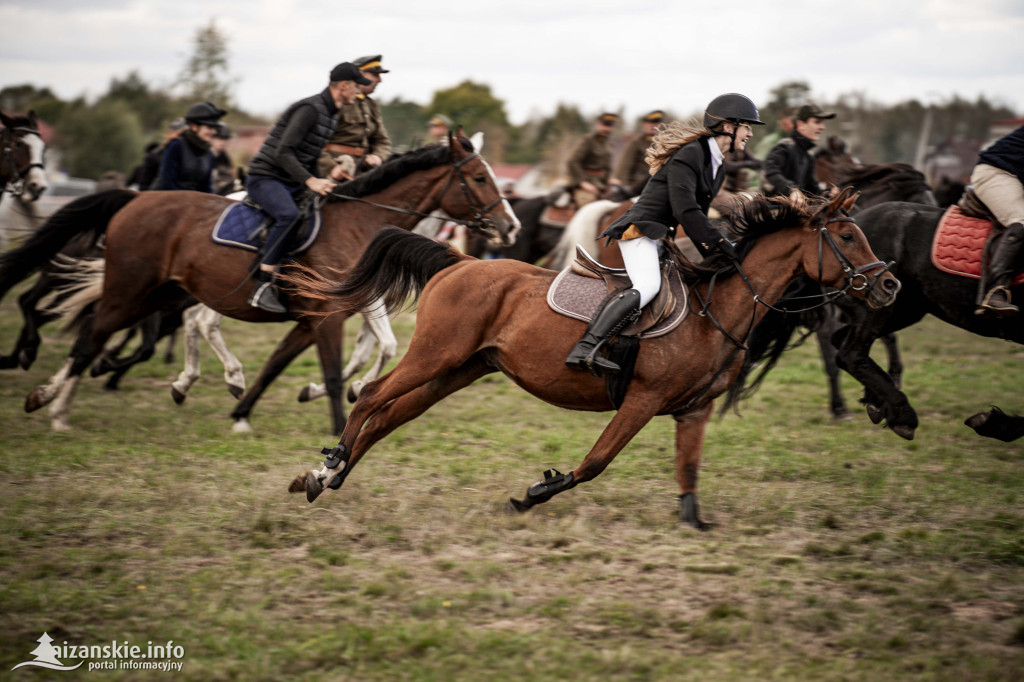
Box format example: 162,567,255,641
601,136,726,258
248,89,339,184
763,131,820,198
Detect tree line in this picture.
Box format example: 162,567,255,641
2,21,1016,181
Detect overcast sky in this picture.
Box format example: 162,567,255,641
1,0,1022,125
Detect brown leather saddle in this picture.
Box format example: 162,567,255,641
547,245,689,338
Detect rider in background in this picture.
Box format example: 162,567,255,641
152,102,227,192
245,62,370,313
425,114,453,145
318,55,393,181
610,110,664,198
210,123,236,195
972,123,1024,317
762,103,835,208
565,94,763,376
568,113,618,208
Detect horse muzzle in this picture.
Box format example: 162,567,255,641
862,271,901,308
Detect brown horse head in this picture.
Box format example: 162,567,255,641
0,110,47,200
804,188,900,308
439,132,520,247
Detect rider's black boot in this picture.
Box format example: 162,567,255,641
565,288,641,376
250,269,287,314
976,222,1023,318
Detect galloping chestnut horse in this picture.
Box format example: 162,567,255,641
0,110,48,202
23,134,519,431
290,189,900,529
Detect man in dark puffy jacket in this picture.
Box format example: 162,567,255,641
245,62,370,313
762,103,835,207
972,124,1024,317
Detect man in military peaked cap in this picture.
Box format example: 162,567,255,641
611,109,665,196
568,112,619,207
318,54,394,180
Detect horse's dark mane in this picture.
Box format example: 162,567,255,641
0,112,38,131
683,194,816,282
328,139,473,201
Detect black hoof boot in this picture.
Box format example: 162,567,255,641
508,468,576,513
679,492,712,531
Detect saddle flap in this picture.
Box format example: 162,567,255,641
549,252,688,339
931,205,1024,285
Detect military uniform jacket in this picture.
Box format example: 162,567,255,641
568,132,612,187
601,136,725,258
329,94,392,159
762,131,819,197
613,134,653,187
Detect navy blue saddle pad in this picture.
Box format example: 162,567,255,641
211,199,322,257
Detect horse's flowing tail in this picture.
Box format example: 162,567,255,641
0,189,136,301
287,226,469,316
45,255,106,331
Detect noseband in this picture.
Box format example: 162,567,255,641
815,216,893,298
2,127,45,197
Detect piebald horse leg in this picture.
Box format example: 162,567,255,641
299,354,493,501
507,398,661,514
171,305,244,404
672,403,715,531
347,310,396,402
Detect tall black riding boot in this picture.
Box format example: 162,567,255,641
976,222,1023,318
565,288,641,376
250,268,287,314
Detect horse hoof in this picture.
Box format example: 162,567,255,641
51,419,71,432
228,384,244,400
892,424,916,441
305,472,324,503
231,419,252,434
831,409,853,422
297,385,312,403
347,387,358,403
505,497,531,514
964,411,990,430
348,381,364,403
865,404,884,424
25,389,46,413
18,350,35,370
288,474,306,494
171,386,186,405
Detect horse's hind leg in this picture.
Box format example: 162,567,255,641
299,354,495,501
0,276,61,370
231,323,314,434
507,398,659,515
880,333,903,390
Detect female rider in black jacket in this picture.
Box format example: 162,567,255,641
565,93,764,376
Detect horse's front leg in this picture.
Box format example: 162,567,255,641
507,398,659,514
673,402,714,531
312,315,348,435
816,307,850,420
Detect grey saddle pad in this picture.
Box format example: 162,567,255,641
546,246,689,338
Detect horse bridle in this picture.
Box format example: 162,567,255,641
678,213,895,414
2,126,45,196
327,150,504,233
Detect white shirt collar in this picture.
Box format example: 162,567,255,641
708,137,725,178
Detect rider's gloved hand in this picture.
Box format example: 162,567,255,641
716,237,740,262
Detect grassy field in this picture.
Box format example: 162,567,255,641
1,284,1022,681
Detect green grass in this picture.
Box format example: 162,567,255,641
1,280,1022,681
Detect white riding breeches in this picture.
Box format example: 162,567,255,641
618,236,663,308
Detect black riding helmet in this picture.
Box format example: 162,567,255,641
703,93,764,129
184,102,227,127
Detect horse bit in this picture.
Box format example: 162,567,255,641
2,127,45,197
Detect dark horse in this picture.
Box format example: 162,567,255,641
0,110,48,202
466,195,563,264
746,200,1022,442
286,189,900,529
19,135,519,431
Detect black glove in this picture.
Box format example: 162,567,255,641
716,238,740,262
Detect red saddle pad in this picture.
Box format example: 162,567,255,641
931,206,1024,284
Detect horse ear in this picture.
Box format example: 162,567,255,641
469,131,484,153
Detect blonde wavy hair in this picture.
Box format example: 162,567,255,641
644,118,713,175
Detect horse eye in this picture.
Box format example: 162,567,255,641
474,175,487,184
840,232,855,242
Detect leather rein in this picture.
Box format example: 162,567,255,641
326,150,504,233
